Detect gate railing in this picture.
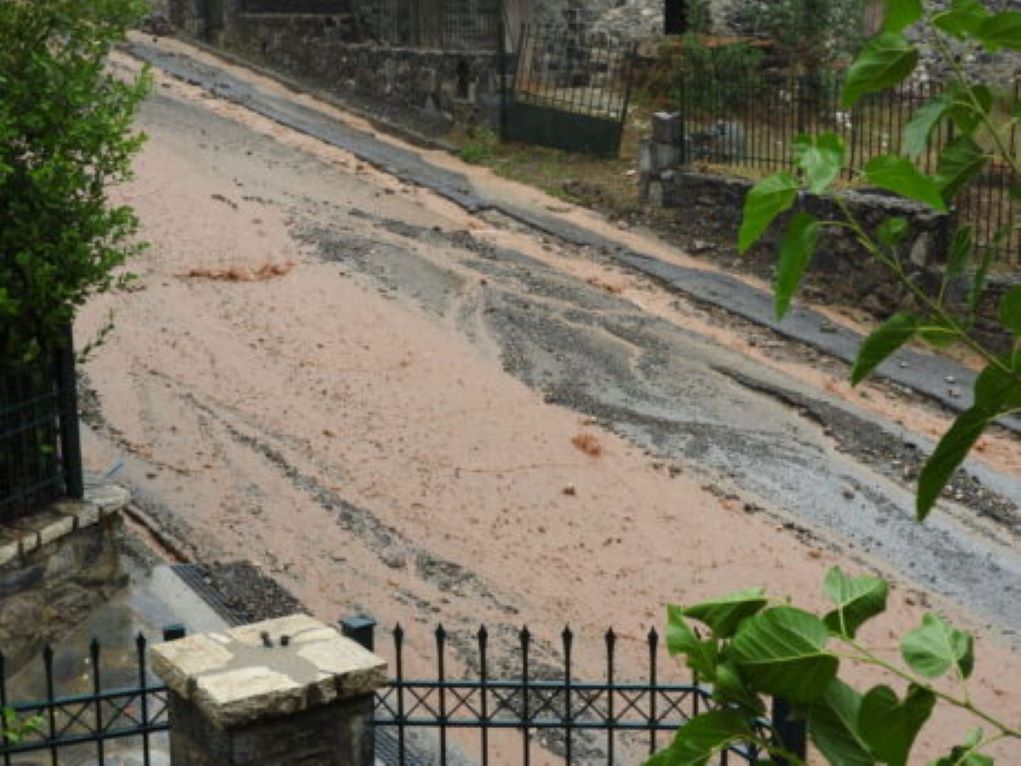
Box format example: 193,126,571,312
0,632,173,766
0,326,83,522
676,71,1020,264
505,24,637,157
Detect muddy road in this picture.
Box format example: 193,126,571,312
75,37,1019,759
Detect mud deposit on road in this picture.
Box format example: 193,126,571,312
72,43,1021,761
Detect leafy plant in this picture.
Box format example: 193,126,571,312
737,0,1021,521
1,707,42,745
654,2,1020,763
684,0,714,35
652,569,1019,765
675,36,765,114
459,127,501,165
728,0,869,70
0,0,151,362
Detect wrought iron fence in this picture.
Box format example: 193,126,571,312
241,0,352,12
0,632,173,766
357,0,503,50
2,621,803,765
0,328,83,522
367,620,796,765
676,71,1020,264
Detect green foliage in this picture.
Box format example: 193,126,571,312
650,571,1019,766
900,613,974,680
842,32,919,106
775,213,820,319
656,11,1021,761
736,0,1021,521
1,707,42,744
858,684,935,766
729,607,838,703
459,127,500,164
850,313,920,385
822,566,887,639
0,0,150,361
862,155,946,210
728,0,868,69
674,36,764,115
737,173,799,254
683,0,714,35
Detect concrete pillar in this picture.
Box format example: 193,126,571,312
151,614,387,766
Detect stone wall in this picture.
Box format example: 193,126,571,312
0,485,130,670
227,14,501,121
637,112,1017,351
162,1,503,129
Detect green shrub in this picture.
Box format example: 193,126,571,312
728,0,869,69
674,36,764,114
0,0,151,362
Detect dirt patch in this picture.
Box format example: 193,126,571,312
184,261,294,281
571,433,604,457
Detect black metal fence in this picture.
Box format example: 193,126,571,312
2,621,803,765
676,71,1020,264
371,621,786,765
358,0,503,50
0,328,83,522
506,25,637,156
0,633,172,766
241,0,351,12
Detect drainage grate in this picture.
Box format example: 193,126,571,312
170,563,249,626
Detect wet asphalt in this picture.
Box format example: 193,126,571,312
125,39,1021,641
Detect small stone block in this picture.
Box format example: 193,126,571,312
37,515,76,547
637,140,653,174
152,614,387,730
18,532,40,556
0,541,18,568
650,142,682,172
652,111,683,145
85,483,130,515
75,502,101,530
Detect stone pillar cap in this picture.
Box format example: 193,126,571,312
151,613,387,730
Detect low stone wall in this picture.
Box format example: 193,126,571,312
161,0,503,130
637,112,1018,350
0,485,130,670
662,169,953,296
223,14,502,124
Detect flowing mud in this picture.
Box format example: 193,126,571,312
73,43,1021,762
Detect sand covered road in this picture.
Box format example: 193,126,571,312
74,44,1020,761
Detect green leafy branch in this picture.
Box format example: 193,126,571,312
650,568,1019,766
736,0,1021,520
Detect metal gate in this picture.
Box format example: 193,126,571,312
505,25,637,158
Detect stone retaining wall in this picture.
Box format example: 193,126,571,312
638,112,1017,351
223,14,502,124
0,485,130,670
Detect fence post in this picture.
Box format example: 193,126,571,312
770,697,807,766
56,323,83,501
152,614,387,766
340,614,376,652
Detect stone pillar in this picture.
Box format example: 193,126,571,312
151,614,387,766
639,111,684,206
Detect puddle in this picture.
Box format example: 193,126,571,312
3,560,227,766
